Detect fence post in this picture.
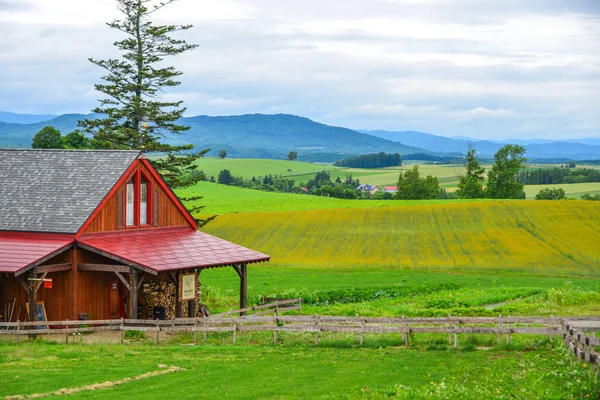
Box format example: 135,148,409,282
453,323,458,349
16,320,19,345
314,315,319,345
497,315,502,345
447,314,452,345
233,324,237,345
273,315,277,346
203,322,207,344
120,318,124,344
506,322,511,345
299,298,302,316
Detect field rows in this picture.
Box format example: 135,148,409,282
202,201,600,275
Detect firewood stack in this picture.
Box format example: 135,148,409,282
139,276,208,319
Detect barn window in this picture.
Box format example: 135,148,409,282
125,171,152,227
126,178,135,226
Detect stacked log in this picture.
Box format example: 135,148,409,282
139,275,208,319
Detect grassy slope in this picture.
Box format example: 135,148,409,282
202,201,600,275
177,181,471,215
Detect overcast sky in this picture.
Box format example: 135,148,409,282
0,0,599,139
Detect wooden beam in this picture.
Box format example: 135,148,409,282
71,246,79,321
114,272,131,291
36,263,72,274
129,267,138,320
79,264,130,273
35,272,48,291
17,275,28,292
76,242,157,275
136,272,146,291
240,263,247,315
28,269,37,323
232,264,242,279
168,270,177,285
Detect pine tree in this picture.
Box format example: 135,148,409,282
78,0,213,225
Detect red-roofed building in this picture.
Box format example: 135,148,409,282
0,150,269,322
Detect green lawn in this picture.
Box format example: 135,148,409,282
0,340,597,399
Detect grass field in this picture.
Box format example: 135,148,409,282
1,340,597,399
177,181,474,215
202,200,600,275
524,182,600,199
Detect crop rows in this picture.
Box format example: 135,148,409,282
203,201,600,275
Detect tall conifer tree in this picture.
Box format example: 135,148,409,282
79,0,213,225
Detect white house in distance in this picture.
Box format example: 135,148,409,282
382,186,398,194
357,184,380,195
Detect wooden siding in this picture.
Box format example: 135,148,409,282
0,248,129,322
83,161,190,234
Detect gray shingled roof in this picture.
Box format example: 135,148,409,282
0,149,141,233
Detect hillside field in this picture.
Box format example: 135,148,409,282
202,201,600,276
189,158,600,198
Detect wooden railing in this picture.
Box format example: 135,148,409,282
1,315,589,348
211,298,302,318
561,319,600,372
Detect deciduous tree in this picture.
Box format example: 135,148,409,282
32,126,64,149
456,148,485,199
485,144,527,199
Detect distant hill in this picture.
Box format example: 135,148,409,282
362,130,600,160
0,111,57,124
0,112,426,158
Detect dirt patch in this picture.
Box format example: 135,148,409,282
6,365,185,399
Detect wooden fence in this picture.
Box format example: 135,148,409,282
0,314,581,347
561,319,600,373
211,298,302,318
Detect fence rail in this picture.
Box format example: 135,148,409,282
210,298,302,318
561,320,600,372
1,314,593,348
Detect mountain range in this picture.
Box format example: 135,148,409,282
1,111,599,161
362,130,600,160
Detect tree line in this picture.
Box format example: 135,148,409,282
334,152,402,169
517,167,600,185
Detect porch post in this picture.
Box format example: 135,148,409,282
28,269,38,323
175,270,182,318
128,267,138,319
240,263,247,313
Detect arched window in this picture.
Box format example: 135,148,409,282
125,171,152,227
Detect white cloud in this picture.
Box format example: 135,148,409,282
0,0,598,140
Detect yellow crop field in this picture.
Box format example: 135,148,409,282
203,201,600,276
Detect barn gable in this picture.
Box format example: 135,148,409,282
79,158,197,235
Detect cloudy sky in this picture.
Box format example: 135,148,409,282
0,0,599,139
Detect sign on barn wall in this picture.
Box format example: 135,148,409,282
178,272,198,301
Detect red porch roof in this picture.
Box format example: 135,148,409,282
78,228,270,272
0,234,73,274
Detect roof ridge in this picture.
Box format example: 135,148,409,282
0,148,141,153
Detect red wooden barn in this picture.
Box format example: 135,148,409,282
0,149,269,323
